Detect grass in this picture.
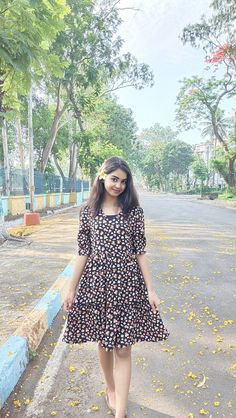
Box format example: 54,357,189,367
218,192,236,202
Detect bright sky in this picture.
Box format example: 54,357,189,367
116,0,213,145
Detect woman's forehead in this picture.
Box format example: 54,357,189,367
109,168,127,180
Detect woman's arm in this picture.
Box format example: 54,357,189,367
69,254,88,292
64,254,88,312
136,253,161,313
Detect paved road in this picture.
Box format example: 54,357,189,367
1,194,236,418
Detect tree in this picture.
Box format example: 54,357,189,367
39,0,153,173
162,140,194,191
191,157,209,195
141,141,166,191
86,97,138,163
0,0,69,121
138,123,178,145
176,0,236,189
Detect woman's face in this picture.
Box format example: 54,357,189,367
104,168,127,198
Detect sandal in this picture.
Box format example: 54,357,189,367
105,388,116,416
105,388,128,417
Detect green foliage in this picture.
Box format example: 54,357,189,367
77,96,137,178
181,0,236,62
191,157,209,181
1,0,154,182
176,76,236,131
139,132,194,192
50,0,153,122
162,140,194,176
139,123,178,144
211,155,228,178
86,97,138,161
177,0,236,188
142,141,165,190
78,133,123,179
0,0,69,117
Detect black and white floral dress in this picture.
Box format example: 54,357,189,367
62,206,169,351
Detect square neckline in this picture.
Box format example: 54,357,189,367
100,208,123,218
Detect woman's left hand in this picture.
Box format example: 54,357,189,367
148,290,161,313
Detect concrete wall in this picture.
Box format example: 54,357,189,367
0,191,90,217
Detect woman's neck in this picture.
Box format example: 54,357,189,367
101,195,121,211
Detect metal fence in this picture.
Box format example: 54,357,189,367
0,168,89,196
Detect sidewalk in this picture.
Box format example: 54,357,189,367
0,207,81,348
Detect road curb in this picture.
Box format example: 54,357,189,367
0,257,76,410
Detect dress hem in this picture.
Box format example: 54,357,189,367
62,334,170,351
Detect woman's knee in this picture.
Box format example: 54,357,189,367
114,346,132,359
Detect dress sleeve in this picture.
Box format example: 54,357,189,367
77,208,91,256
132,207,146,254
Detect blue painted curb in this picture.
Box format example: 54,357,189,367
0,258,75,410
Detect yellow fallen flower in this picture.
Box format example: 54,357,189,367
216,335,223,342
13,400,22,408
91,405,100,411
69,365,76,372
199,408,208,415
70,400,80,407
97,390,105,396
188,371,197,379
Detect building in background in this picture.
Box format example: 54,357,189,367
194,142,225,187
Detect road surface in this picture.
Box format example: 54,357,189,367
1,193,236,418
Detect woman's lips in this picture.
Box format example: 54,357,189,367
112,189,121,193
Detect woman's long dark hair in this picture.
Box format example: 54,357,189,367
86,157,139,217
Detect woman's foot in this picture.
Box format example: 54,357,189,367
105,387,116,411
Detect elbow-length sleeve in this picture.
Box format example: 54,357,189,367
77,208,91,256
131,207,147,254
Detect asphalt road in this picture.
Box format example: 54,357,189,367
1,193,236,418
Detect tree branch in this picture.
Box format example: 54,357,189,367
53,155,65,180
104,83,136,94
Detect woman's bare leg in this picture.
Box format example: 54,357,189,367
98,343,116,408
114,346,132,418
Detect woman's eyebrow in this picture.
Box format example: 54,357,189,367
111,175,127,181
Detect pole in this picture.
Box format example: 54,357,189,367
2,119,10,196
28,86,34,212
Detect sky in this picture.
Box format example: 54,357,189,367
115,0,214,145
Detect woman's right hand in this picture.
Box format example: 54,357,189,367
63,289,76,313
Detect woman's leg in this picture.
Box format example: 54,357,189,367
97,343,116,408
114,346,132,418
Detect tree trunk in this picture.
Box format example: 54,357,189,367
39,83,66,173
15,117,25,172
2,119,10,196
68,118,74,178
69,143,77,178
39,106,66,172
227,157,236,188
53,155,65,181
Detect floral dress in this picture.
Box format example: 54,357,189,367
62,206,169,351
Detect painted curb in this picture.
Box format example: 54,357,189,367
0,257,75,409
